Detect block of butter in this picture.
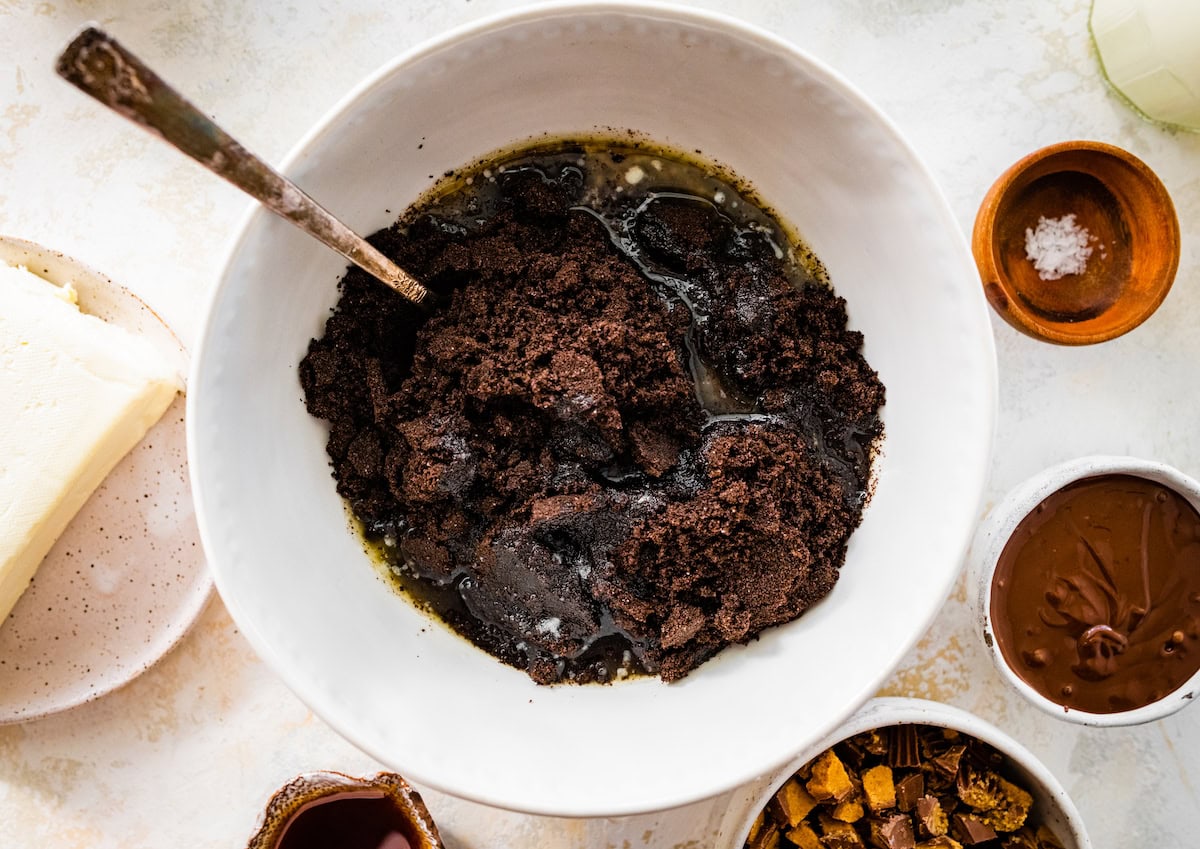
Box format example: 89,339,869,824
0,263,181,626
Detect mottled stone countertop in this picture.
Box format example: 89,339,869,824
1,1,1198,847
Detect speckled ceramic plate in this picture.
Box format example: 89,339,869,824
0,236,209,724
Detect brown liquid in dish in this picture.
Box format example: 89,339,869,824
991,474,1200,713
276,794,413,849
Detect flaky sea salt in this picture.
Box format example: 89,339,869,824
1024,214,1093,281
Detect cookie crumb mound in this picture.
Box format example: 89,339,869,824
299,145,885,684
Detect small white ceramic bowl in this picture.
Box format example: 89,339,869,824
189,1,996,816
715,697,1092,849
968,456,1200,726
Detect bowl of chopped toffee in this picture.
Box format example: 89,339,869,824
246,771,444,849
189,1,996,815
719,698,1091,849
969,456,1200,725
972,140,1179,345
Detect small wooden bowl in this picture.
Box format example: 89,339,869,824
245,772,445,849
972,140,1179,345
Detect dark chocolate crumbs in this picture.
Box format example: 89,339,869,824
299,145,884,684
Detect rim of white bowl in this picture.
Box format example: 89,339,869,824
189,0,998,815
971,455,1200,727
717,697,1092,849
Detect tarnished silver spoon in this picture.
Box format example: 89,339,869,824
56,27,431,307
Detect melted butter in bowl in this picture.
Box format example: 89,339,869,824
246,772,443,849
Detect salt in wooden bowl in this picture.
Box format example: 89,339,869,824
972,140,1179,345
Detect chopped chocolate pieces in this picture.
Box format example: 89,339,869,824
787,823,823,849
820,815,866,849
952,815,997,846
869,815,916,849
916,796,949,838
775,779,819,826
862,730,890,756
1000,830,1038,849
750,812,768,844
895,773,925,812
931,746,967,779
957,767,1001,812
862,765,897,813
808,750,856,803
833,800,866,823
916,838,963,849
750,811,785,849
839,738,870,771
979,777,1032,833
742,725,1067,849
749,824,782,849
888,726,922,769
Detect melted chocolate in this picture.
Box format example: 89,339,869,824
991,474,1200,713
276,794,414,849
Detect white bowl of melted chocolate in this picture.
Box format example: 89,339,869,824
970,456,1200,725
189,3,996,815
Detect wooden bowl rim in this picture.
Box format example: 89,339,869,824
972,139,1180,346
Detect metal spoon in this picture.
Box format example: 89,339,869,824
56,27,431,307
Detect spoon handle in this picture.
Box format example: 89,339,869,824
56,26,431,307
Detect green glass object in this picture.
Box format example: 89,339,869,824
1091,0,1200,132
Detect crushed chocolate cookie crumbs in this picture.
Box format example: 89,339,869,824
299,142,884,684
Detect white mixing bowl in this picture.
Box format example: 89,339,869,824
189,1,996,816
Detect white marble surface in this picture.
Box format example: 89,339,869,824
0,1,1197,847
